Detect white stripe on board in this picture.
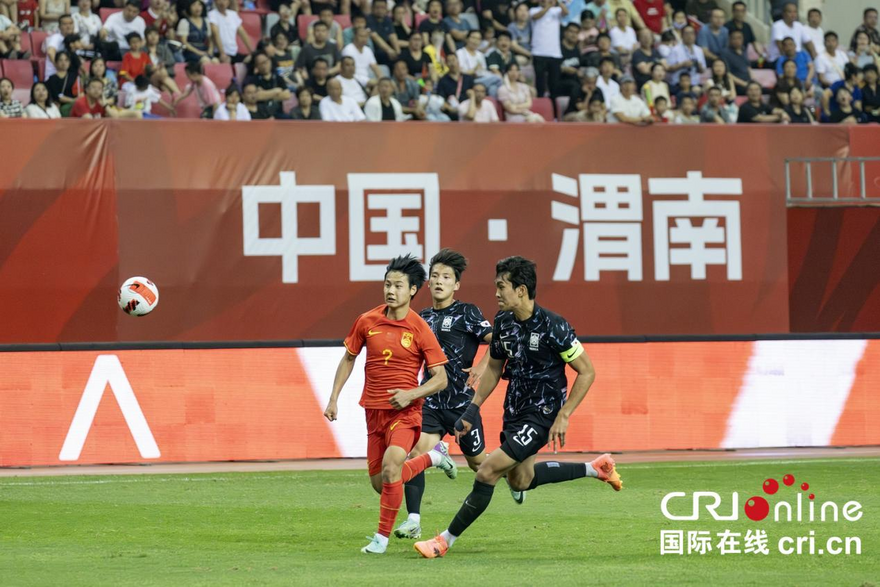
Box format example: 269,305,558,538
722,340,868,448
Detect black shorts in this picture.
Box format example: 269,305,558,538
498,410,556,463
421,405,486,458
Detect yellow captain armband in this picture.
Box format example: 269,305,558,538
559,340,584,363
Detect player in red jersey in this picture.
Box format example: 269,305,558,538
323,254,459,555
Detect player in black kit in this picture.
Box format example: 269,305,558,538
394,249,517,541
415,256,622,558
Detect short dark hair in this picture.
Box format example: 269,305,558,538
185,61,203,76
564,22,581,32
808,8,821,17
313,20,329,30
87,76,104,87
135,74,149,90
599,56,615,67
707,85,722,94
429,248,468,282
824,31,838,41
125,31,142,43
729,29,744,37
225,83,242,100
59,13,73,23
496,30,511,41
844,62,860,80
654,95,668,104
781,36,795,45
495,256,537,300
145,25,160,37
866,8,878,18
679,71,692,80
352,13,366,22
467,29,481,39
296,85,312,99
318,5,333,13
427,0,442,8
385,255,427,292
596,32,610,42
125,0,140,8
312,57,329,68
580,9,595,20
341,55,355,65
732,1,746,9
864,63,879,76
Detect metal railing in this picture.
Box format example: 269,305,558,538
785,157,880,205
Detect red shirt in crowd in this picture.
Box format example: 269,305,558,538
70,95,107,118
141,9,169,36
120,51,151,83
17,0,38,28
634,0,665,34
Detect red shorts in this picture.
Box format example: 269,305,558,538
365,405,421,477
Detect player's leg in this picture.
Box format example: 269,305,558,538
396,431,440,539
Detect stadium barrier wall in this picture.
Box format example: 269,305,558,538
2,340,879,467
5,121,878,343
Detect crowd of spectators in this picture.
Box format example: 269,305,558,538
1,0,879,123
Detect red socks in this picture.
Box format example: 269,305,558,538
377,454,433,537
401,453,432,483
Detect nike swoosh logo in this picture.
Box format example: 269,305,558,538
562,342,582,361
390,420,400,431
367,330,381,337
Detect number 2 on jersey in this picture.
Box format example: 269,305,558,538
382,349,393,365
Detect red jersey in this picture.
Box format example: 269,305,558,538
344,305,447,410
70,96,106,118
120,51,151,83
141,9,169,36
18,0,38,29
634,0,665,34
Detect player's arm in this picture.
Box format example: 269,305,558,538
548,349,595,452
464,333,493,389
454,354,503,443
323,350,358,421
388,364,447,410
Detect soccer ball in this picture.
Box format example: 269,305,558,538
118,276,159,316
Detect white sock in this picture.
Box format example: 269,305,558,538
374,533,389,548
428,450,442,466
440,529,457,547
584,463,599,478
408,513,421,524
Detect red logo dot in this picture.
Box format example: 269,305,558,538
763,479,779,495
809,494,815,500
745,496,770,521
801,482,809,491
783,474,795,486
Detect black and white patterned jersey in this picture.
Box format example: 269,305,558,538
419,301,493,410
489,304,584,417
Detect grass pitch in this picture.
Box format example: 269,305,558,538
1,457,878,586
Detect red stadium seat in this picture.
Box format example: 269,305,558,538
734,95,748,106
29,31,48,59
238,11,263,53
487,96,503,121
333,14,351,29
1,60,36,89
36,58,45,81
204,63,234,91
297,15,318,41
747,44,761,62
106,60,123,73
530,97,554,121
174,61,187,81
752,69,777,89
233,62,248,84
99,8,122,22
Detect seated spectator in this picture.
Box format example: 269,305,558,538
269,3,299,46
721,29,752,95
391,59,424,118
486,31,516,76
652,95,672,122
401,31,434,80
46,51,79,115
805,8,825,54
583,33,622,76
816,32,849,89
307,7,343,47
338,56,369,106
444,0,473,52
862,64,880,123
458,82,498,122
420,0,449,48
43,14,75,78
700,86,732,123
0,77,23,118
242,81,271,119
342,27,381,86
563,67,603,121
306,58,330,99
364,77,406,121
319,77,366,121
775,37,814,85
367,0,399,65
0,14,25,59
706,58,739,105
209,0,253,64
100,0,146,61
772,58,808,107
62,33,87,79
481,0,513,31
674,71,701,105
558,23,583,98
631,28,660,91
785,86,816,124
634,0,664,35
88,58,118,107
824,63,863,114
70,77,141,118
436,52,474,120
696,8,729,64
290,85,322,119
667,26,706,90
296,21,342,76
826,86,865,124
391,5,411,52
849,7,880,53
605,0,645,30
478,24,495,53
498,62,543,122
246,51,292,119
685,0,718,25
125,74,172,116
609,8,637,60
726,1,764,59
850,31,880,69
673,93,700,123
737,80,789,123
177,0,214,64
272,31,300,91
141,0,172,37
344,14,371,50
578,11,599,54
596,56,620,103
657,29,677,60
39,0,69,34
23,82,61,118
120,32,150,86
608,75,651,124
456,30,502,96
424,29,449,78
668,10,689,44
641,62,669,109
418,78,450,121
213,83,251,120
144,26,181,97
507,1,532,60
578,96,606,122
769,2,816,65
172,61,221,118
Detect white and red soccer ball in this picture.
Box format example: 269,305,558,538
118,276,159,316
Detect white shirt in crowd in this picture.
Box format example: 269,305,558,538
768,19,813,62
597,76,620,102
815,48,849,86
341,43,378,85
103,12,146,52
339,75,368,104
456,47,489,76
126,86,162,114
529,6,564,58
43,32,66,78
364,95,406,121
609,26,637,53
608,93,650,122
805,25,824,54
667,43,706,85
208,8,243,57
457,98,499,122
213,102,252,120
73,11,103,45
24,103,62,118
319,95,366,121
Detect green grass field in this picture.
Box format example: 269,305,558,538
1,457,878,586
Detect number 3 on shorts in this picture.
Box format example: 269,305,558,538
512,424,537,447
